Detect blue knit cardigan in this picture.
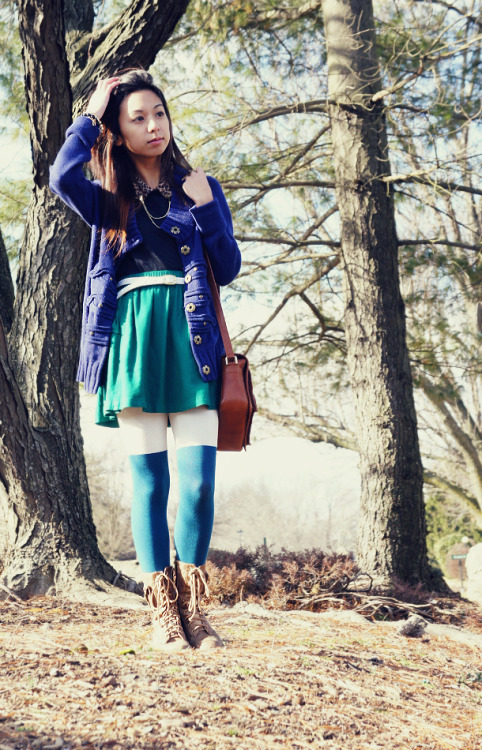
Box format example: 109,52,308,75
49,115,241,395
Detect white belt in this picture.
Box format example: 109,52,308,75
117,275,185,299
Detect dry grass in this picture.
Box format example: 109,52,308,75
0,593,481,750
0,550,480,748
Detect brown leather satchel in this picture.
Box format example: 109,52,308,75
205,257,257,451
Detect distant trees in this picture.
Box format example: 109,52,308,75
86,451,135,561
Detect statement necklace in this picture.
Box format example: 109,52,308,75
139,194,171,229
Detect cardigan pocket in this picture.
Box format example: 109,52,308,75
184,257,207,278
184,290,212,317
88,268,117,304
188,317,216,348
85,323,112,346
86,293,116,330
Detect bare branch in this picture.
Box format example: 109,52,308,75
223,179,336,192
228,100,328,133
237,252,338,276
372,67,424,103
419,374,482,509
244,255,341,355
280,126,331,181
423,470,482,516
237,235,341,248
384,173,482,196
411,0,482,30
298,291,327,334
259,407,358,451
398,238,482,252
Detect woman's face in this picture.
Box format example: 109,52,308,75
116,89,171,159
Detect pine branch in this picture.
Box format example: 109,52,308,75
167,0,324,46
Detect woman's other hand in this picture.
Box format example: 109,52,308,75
86,77,121,120
182,168,214,207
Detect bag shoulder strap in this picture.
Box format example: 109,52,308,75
204,254,235,359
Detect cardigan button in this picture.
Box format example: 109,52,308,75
202,365,211,375
184,274,192,283
181,245,190,254
186,303,196,312
171,226,181,235
194,335,202,345
98,302,103,307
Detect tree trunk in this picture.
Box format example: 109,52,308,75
0,228,14,333
322,0,431,588
0,0,189,600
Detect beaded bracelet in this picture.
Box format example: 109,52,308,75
82,112,103,130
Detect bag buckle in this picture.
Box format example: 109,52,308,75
225,355,238,365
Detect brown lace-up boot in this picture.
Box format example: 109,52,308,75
144,567,190,652
175,560,224,650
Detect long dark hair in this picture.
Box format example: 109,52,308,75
89,67,192,255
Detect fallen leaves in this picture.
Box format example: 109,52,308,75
0,596,480,749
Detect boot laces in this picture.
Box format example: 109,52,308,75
186,567,212,634
147,570,184,639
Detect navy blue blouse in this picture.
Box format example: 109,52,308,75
116,191,183,279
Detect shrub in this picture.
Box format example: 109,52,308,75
206,545,359,608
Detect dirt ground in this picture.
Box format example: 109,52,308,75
0,594,481,750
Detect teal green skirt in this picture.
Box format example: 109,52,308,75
95,270,219,428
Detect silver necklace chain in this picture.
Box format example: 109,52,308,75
139,194,171,229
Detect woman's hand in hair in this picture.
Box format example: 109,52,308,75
182,168,214,207
86,77,121,120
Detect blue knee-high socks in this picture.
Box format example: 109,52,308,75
128,446,216,572
174,445,216,565
129,451,170,573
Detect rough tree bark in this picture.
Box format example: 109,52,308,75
322,0,432,587
0,0,189,600
0,229,14,333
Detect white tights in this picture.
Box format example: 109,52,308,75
117,406,219,455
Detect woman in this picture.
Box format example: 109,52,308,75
50,69,241,652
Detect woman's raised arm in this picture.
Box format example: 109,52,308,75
49,77,120,226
